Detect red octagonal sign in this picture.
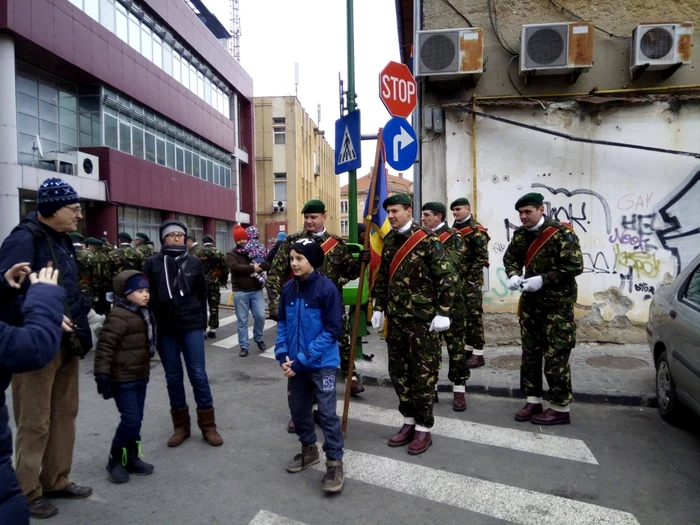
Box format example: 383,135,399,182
379,61,417,118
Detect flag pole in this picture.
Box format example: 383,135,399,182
342,129,384,436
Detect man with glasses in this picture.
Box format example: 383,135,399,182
0,178,93,519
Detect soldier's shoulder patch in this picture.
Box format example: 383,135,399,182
432,239,445,253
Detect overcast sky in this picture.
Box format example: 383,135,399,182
205,0,406,186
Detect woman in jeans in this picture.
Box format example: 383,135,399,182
142,220,223,448
226,226,269,357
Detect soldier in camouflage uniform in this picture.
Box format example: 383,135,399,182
503,192,583,426
186,235,200,253
134,232,155,258
109,232,144,274
372,194,456,456
450,198,490,368
421,202,469,412
267,200,369,432
198,234,229,338
71,232,100,309
86,237,112,315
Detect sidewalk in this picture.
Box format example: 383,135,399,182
354,333,657,407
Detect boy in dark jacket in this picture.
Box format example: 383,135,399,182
275,239,345,493
94,270,157,484
1,264,65,525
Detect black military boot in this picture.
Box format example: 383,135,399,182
106,445,129,483
126,441,155,475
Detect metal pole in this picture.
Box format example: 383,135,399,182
347,0,358,244
411,0,422,219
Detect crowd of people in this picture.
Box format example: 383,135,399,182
0,175,583,521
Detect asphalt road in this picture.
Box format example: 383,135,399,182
8,309,700,525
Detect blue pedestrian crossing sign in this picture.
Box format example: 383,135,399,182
383,117,417,172
335,110,362,174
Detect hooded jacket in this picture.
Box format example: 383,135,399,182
274,270,343,371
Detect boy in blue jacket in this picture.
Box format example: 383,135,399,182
275,239,345,493
0,264,65,524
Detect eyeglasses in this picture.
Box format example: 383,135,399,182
166,232,185,239
64,205,82,214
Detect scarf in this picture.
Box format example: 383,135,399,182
114,297,157,357
158,245,190,301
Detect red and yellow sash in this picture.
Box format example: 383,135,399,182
525,226,559,269
438,231,452,243
457,225,488,237
287,236,339,280
389,230,427,282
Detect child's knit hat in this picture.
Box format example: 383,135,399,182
290,239,324,269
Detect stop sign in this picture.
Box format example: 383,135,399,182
379,61,417,118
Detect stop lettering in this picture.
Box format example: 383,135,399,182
379,61,417,118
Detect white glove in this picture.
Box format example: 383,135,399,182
371,311,385,329
521,275,544,292
507,275,523,291
429,315,451,333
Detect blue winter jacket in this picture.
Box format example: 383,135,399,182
0,277,65,523
275,270,343,371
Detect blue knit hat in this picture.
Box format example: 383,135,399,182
277,232,287,241
37,177,79,217
124,273,149,296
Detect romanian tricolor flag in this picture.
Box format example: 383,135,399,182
363,148,391,287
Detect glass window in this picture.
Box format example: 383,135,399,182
68,0,82,7
59,108,77,128
274,181,287,201
191,153,199,178
190,64,197,93
145,130,155,162
16,72,37,97
185,150,192,175
140,26,152,61
181,59,189,90
128,14,140,51
132,124,144,158
172,52,181,83
61,126,78,148
213,163,219,185
176,147,184,171
207,159,213,182
115,5,128,42
197,72,204,98
204,79,211,105
99,0,115,32
200,157,206,180
684,266,700,306
152,36,162,68
156,138,165,165
104,113,118,148
166,141,175,168
39,80,58,104
40,120,58,141
163,44,172,76
18,113,38,135
39,101,58,122
274,128,286,145
119,121,131,153
84,0,99,21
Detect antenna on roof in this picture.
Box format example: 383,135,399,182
295,62,300,98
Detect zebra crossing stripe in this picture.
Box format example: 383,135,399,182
212,320,277,349
339,401,598,465
248,510,309,525
313,450,640,525
217,314,238,328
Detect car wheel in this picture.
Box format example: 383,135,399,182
656,351,681,423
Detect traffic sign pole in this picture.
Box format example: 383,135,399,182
346,0,357,244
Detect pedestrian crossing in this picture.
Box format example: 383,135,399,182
248,510,308,525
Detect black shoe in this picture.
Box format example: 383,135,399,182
43,482,93,499
28,497,58,519
239,347,249,357
256,340,267,351
126,441,154,475
207,330,217,339
106,446,129,484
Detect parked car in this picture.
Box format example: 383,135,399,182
647,253,700,422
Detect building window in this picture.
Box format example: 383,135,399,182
273,117,286,145
340,200,348,213
118,206,162,249
274,172,287,202
177,214,203,242
340,220,349,235
216,220,229,253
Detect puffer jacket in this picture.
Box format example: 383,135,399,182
0,276,65,523
226,249,270,292
274,270,343,371
93,270,152,382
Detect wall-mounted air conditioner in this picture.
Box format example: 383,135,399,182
520,22,594,82
76,152,99,179
415,28,484,79
630,23,693,79
272,200,286,212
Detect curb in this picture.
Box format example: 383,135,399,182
357,372,658,408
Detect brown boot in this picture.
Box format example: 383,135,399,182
286,444,320,473
514,402,544,422
322,460,345,493
453,392,467,412
350,379,365,396
465,354,485,368
197,408,224,446
388,424,415,447
407,431,432,455
167,406,191,447
531,408,570,426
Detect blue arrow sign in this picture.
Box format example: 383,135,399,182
383,117,417,172
335,110,362,174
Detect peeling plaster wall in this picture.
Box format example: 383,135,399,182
442,101,700,343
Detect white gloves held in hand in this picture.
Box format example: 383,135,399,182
371,311,385,329
521,275,544,293
429,315,450,333
507,275,523,291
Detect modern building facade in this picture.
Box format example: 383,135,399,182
254,96,338,246
0,0,255,251
339,170,412,239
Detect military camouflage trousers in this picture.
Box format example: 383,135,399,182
207,285,221,329
338,312,352,377
387,316,441,428
519,302,576,406
463,285,485,350
440,299,469,386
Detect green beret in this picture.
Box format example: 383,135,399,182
382,193,413,210
450,197,470,209
203,234,215,243
100,236,110,243
85,237,104,247
146,241,155,246
186,235,196,241
136,232,149,242
118,231,132,242
515,192,545,210
69,232,84,242
421,202,447,216
301,199,326,214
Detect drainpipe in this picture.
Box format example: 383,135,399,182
412,0,422,219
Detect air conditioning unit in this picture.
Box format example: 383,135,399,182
415,28,484,78
630,23,693,79
272,200,286,212
76,152,99,179
520,22,594,81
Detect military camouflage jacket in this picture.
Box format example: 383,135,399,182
503,217,583,306
373,221,456,322
76,249,101,306
434,223,468,294
109,244,144,274
136,244,156,258
452,216,490,285
196,244,229,286
266,229,360,311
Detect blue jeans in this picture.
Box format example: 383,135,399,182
111,378,149,447
233,290,265,349
288,368,344,461
158,331,214,410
